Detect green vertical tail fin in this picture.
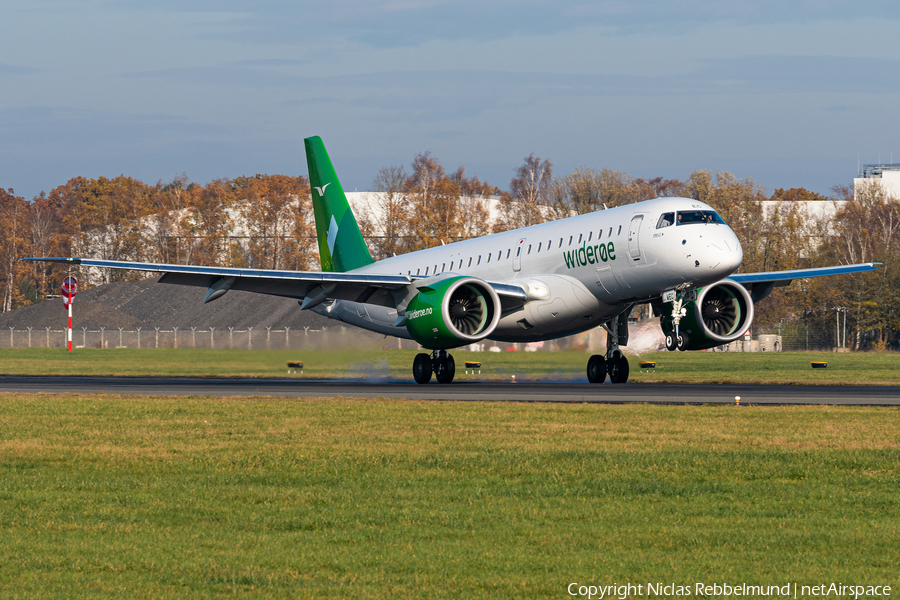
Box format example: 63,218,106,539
304,136,374,273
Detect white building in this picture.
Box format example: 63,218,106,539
854,164,900,200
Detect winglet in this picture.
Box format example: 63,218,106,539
304,136,374,273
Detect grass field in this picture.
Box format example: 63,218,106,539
0,395,897,598
1,347,900,384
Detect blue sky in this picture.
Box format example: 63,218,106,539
2,0,899,200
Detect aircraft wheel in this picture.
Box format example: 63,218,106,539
435,354,455,384
413,353,433,384
665,333,677,352
587,354,607,383
676,333,689,352
608,356,630,384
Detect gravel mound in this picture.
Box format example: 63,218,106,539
0,277,369,334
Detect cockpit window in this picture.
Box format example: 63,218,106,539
657,212,675,228
676,210,726,226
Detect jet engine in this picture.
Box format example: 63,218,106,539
661,279,754,351
404,276,502,349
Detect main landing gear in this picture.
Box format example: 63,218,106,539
413,349,456,384
587,312,630,384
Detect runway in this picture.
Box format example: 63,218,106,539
2,375,900,405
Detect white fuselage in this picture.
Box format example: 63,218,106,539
314,197,743,342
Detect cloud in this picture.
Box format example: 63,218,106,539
691,55,900,94
0,62,42,75
118,54,900,109
119,65,295,88
111,0,900,48
0,105,302,198
231,58,308,67
0,106,227,159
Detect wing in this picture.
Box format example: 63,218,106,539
728,262,880,302
22,257,527,309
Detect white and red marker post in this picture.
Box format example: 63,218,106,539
62,276,78,351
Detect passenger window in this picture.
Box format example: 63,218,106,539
506,249,511,259
527,244,532,254
559,238,563,247
477,255,481,265
588,231,593,242
657,212,675,228
537,242,542,252
467,257,472,267
416,268,421,276
498,251,502,260
617,226,622,235
568,236,573,246
425,267,429,276
578,234,583,244
608,227,612,237
516,247,521,257
486,253,491,263
442,262,446,271
598,230,603,239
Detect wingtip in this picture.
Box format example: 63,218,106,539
20,256,83,264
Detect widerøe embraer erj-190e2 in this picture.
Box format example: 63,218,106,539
29,137,878,384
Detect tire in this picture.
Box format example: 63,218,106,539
676,333,689,352
665,333,677,352
609,356,630,384
413,353,433,384
435,354,455,384
587,354,607,383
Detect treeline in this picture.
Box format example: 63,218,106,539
0,153,896,349
1,174,316,312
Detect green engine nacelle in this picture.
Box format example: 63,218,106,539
660,279,754,351
405,276,502,350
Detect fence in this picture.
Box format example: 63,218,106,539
1,326,423,351
1,322,857,352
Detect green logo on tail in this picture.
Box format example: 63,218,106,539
305,136,374,273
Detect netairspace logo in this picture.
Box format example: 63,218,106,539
567,582,892,599
564,242,616,269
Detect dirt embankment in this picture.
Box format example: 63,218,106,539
0,277,357,333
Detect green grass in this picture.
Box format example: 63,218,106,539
0,396,897,598
2,347,900,384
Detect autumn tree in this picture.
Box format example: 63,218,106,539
770,187,829,203
0,189,33,311
180,179,236,266
543,168,687,222
630,176,692,203
451,166,495,240
25,191,69,301
688,170,767,273
231,174,314,270
147,174,195,265
359,165,408,260
824,181,900,348
495,154,553,231
57,176,156,284
399,152,464,252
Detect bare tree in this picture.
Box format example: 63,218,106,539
362,165,408,259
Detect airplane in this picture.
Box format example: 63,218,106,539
27,136,879,384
